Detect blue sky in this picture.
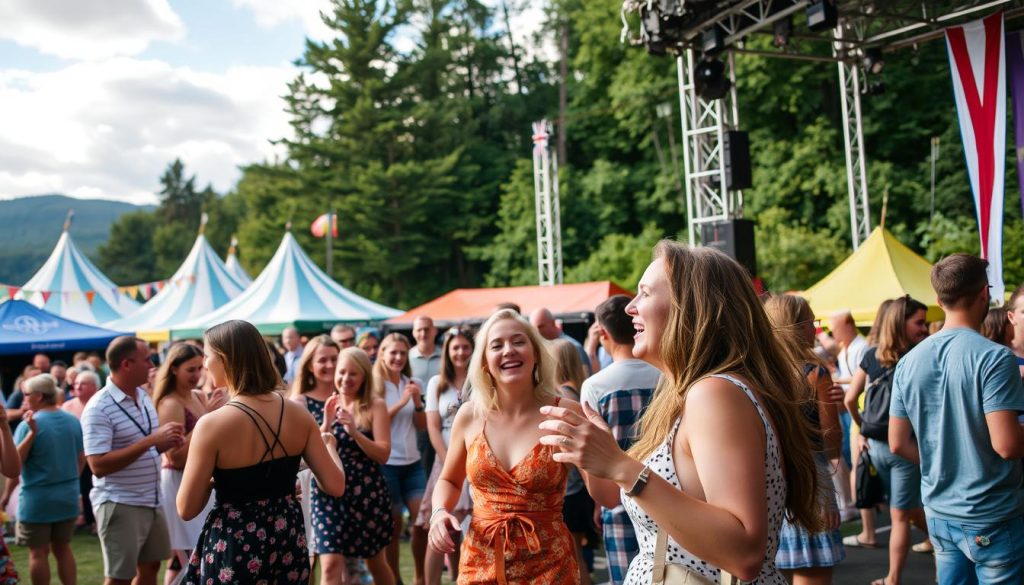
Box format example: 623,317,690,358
0,0,543,204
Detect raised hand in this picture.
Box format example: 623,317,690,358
206,387,229,411
323,394,341,430
337,409,357,435
538,401,626,480
23,410,37,434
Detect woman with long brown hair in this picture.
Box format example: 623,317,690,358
428,310,581,584
539,241,821,583
415,327,473,584
373,333,427,585
763,294,844,585
178,320,346,584
153,343,216,584
843,296,930,585
316,347,394,585
288,334,341,577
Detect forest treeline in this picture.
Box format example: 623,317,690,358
97,0,1024,309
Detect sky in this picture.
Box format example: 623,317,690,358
0,0,544,205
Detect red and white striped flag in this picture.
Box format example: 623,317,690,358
946,11,1006,302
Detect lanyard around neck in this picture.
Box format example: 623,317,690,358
113,395,152,437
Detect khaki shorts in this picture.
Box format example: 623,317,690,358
16,518,76,548
95,502,171,580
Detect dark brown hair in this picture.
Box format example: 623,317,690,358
875,296,928,368
595,294,635,345
204,320,284,395
931,253,989,308
106,336,145,373
981,307,1011,346
437,327,473,395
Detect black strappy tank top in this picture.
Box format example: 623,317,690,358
213,394,301,505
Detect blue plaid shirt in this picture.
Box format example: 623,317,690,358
582,360,660,585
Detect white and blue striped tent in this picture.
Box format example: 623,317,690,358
18,230,139,326
224,239,253,287
171,232,401,338
105,234,246,341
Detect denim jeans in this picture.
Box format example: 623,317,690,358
926,514,1024,584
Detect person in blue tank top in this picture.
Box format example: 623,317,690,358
177,320,347,584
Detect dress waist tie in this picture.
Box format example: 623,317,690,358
473,507,562,585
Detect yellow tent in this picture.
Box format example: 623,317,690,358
803,227,944,326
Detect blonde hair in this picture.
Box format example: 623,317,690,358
551,339,586,393
467,309,559,413
289,335,340,398
627,241,821,531
762,294,820,401
337,347,375,429
371,333,411,398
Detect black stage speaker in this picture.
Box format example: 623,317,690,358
700,218,757,276
723,130,751,190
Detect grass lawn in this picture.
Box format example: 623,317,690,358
7,532,420,584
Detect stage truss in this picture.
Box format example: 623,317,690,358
623,0,1024,249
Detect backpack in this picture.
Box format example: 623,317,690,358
859,366,894,441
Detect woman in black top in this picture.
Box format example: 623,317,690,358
178,320,346,584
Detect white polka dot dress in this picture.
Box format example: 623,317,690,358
621,374,788,585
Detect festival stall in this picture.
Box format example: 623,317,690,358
105,234,247,341
171,232,401,338
803,227,943,326
0,300,125,355
386,281,632,327
17,230,139,326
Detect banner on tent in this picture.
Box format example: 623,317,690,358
946,11,1007,303
1007,28,1024,219
12,273,205,305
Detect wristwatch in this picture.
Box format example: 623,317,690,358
625,465,652,497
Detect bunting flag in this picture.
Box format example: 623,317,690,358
41,291,51,304
6,287,18,299
85,291,96,305
310,213,339,239
946,11,1007,303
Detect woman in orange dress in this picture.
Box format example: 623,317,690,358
427,309,580,585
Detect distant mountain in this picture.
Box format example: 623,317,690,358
0,194,155,285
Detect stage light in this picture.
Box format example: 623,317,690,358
695,58,731,100
806,1,838,32
702,26,726,55
772,17,792,48
862,48,885,74
639,0,686,56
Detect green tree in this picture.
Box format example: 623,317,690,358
96,211,159,283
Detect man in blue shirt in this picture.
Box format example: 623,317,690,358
890,253,1024,584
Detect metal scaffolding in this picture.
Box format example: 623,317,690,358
836,21,872,249
532,120,563,286
679,51,744,245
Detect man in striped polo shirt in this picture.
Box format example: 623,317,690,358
82,337,184,585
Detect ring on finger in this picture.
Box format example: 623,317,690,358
560,436,570,447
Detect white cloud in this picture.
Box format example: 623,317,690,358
0,58,295,204
231,0,335,41
0,0,185,60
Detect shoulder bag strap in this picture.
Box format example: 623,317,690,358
654,527,740,584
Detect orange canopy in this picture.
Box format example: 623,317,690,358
386,281,632,325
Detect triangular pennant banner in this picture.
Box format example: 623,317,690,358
129,286,139,299
41,291,52,304
85,291,96,305
6,286,18,298
156,280,166,291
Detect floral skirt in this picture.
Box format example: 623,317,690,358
184,495,309,584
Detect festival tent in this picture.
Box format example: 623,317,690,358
105,234,247,342
18,231,139,326
0,300,126,355
171,232,401,338
802,227,943,327
386,281,633,327
224,237,253,287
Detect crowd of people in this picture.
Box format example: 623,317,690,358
0,244,1020,585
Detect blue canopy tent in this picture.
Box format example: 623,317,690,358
0,300,125,355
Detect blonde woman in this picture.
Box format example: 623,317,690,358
288,334,340,576
177,320,346,584
373,333,427,585
316,347,394,585
763,294,844,585
540,242,822,583
428,310,580,584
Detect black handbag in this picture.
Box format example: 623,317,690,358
854,449,885,509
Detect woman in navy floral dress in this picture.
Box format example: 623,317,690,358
312,347,395,585
177,320,347,585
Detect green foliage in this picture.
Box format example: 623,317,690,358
755,208,849,293
97,211,159,283
565,223,666,287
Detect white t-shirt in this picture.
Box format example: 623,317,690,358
425,375,462,445
837,334,869,390
384,375,422,465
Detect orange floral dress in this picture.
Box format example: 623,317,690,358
459,416,580,585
